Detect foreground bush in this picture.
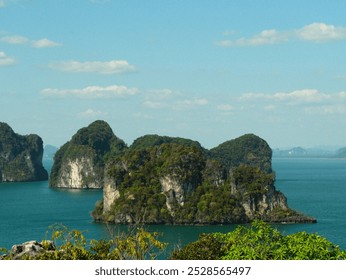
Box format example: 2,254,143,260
2,221,345,260
1,224,167,260
171,221,346,260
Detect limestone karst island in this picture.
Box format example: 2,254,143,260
46,120,316,225
0,122,48,182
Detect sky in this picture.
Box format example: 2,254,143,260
1,0,346,149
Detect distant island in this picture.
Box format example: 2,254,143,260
49,120,316,225
0,122,48,182
43,145,58,161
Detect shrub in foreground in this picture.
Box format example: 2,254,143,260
171,221,346,260
1,224,167,260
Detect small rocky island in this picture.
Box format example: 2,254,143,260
49,120,126,188
0,122,48,182
50,120,316,224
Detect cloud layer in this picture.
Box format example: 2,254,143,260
0,34,61,48
239,89,329,104
217,22,346,47
0,51,15,66
41,85,138,98
142,89,209,110
237,89,346,115
48,60,136,74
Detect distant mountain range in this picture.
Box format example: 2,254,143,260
272,146,346,158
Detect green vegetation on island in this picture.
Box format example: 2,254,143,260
0,122,48,182
85,121,314,225
47,120,315,224
49,120,126,188
210,133,272,173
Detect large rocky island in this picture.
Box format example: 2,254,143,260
0,122,48,182
51,120,316,224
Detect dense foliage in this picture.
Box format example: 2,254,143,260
95,132,311,224
49,120,126,187
210,134,272,173
96,143,206,224
0,122,48,182
3,222,345,260
130,134,204,151
171,221,346,260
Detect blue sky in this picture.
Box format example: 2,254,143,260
1,0,346,149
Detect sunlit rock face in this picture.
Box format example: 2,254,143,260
49,120,126,189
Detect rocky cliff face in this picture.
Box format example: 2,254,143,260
103,177,120,212
53,156,102,188
0,122,48,182
93,134,315,224
49,120,126,188
229,167,288,220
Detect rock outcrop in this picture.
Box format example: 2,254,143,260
92,133,316,224
49,122,315,224
0,122,48,182
0,240,55,260
49,120,126,188
103,177,120,212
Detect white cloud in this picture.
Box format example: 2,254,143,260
142,88,178,109
143,100,167,109
297,23,346,42
173,98,208,110
305,105,346,115
240,89,329,104
264,105,276,111
133,112,153,119
31,38,62,48
236,89,346,115
0,34,62,48
217,22,346,47
41,85,138,98
78,109,106,118
0,35,29,44
217,104,235,116
338,92,346,98
0,0,16,8
143,88,209,111
217,104,234,111
217,29,289,47
0,51,15,66
48,60,135,74
335,75,346,80
147,89,175,100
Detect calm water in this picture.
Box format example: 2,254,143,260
0,158,345,257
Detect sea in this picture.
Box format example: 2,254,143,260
0,157,345,258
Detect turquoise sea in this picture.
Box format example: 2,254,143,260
0,157,345,257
